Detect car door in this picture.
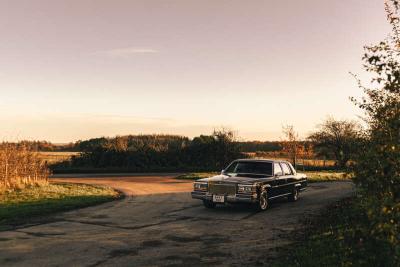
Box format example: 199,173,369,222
271,162,286,196
280,162,294,194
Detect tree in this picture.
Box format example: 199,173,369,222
281,125,300,168
212,128,242,169
350,0,400,262
308,117,360,169
352,0,400,200
351,0,400,195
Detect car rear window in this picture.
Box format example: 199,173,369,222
226,161,273,176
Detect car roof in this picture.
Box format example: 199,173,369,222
234,158,290,164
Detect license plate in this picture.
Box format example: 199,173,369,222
213,195,225,203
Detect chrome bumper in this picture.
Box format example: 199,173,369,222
191,191,257,203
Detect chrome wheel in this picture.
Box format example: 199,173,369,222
288,187,299,202
258,192,268,211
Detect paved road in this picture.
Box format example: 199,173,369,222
0,175,354,266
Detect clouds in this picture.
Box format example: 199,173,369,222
96,47,159,58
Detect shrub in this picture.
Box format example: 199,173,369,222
0,143,49,191
351,0,400,263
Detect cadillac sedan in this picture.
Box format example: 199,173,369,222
191,159,307,211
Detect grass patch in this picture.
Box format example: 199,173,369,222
175,172,219,180
304,171,351,183
0,183,120,228
175,171,351,182
271,197,397,267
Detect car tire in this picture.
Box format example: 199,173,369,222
257,191,269,211
288,187,299,202
203,200,216,209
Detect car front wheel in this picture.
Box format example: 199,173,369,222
257,191,269,211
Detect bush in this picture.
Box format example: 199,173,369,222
273,197,397,267
350,0,400,262
0,143,49,191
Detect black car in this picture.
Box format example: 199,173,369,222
191,159,307,210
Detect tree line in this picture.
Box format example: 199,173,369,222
52,130,244,172
48,118,363,173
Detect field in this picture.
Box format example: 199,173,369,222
244,152,337,168
0,183,120,229
37,151,81,164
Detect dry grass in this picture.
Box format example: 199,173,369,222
303,171,352,182
175,172,219,180
37,151,80,164
245,152,337,167
0,143,50,192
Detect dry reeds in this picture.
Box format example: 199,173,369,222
0,142,49,191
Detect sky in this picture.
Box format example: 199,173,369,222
0,0,391,142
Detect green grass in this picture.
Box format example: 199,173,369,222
270,197,397,267
175,171,351,182
0,183,121,228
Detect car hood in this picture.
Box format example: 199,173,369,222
196,174,273,184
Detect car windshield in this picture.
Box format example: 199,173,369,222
225,161,273,176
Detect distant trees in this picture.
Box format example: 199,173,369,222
212,129,241,169
307,118,360,168
55,130,243,172
9,140,76,152
237,141,281,152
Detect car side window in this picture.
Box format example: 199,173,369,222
288,162,296,174
274,163,283,176
280,163,292,175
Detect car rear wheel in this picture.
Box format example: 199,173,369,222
288,187,299,202
257,191,269,211
203,200,216,209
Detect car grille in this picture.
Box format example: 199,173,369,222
208,183,236,195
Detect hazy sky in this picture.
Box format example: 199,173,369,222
0,0,390,142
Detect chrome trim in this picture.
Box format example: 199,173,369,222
272,180,306,188
208,183,236,195
237,184,254,194
208,183,236,186
191,191,256,203
268,193,291,199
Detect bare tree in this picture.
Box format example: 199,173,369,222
281,125,300,168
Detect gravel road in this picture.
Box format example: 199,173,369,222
0,174,353,266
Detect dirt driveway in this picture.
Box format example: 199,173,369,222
0,174,353,266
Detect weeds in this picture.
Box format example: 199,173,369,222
0,143,49,192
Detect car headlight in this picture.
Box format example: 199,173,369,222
194,182,208,191
237,184,254,194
